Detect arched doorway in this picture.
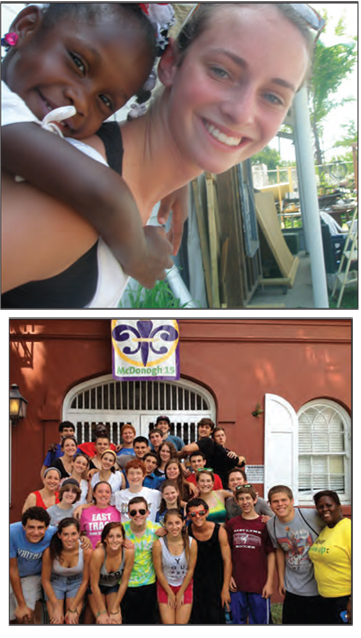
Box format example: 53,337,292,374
62,374,216,445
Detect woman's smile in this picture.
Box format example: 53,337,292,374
203,119,242,147
164,4,308,175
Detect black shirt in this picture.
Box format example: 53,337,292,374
197,438,238,487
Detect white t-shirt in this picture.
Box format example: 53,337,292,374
90,471,124,505
2,80,40,127
114,486,161,523
1,81,128,308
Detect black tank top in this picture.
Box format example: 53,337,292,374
1,123,123,309
188,523,225,624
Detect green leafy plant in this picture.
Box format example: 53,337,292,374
119,280,196,309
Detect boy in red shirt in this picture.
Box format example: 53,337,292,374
186,451,223,489
225,485,275,624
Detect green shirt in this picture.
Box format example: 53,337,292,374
123,520,161,587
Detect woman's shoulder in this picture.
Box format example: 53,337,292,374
338,517,351,536
46,503,58,513
90,544,105,560
82,547,94,563
81,504,96,517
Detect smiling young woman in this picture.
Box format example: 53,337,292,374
309,491,351,624
88,522,134,625
153,509,197,624
41,517,92,624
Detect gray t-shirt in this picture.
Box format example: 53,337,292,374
226,495,273,520
46,504,77,527
267,508,325,596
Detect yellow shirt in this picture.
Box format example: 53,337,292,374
309,518,351,597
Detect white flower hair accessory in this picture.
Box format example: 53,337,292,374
139,3,175,54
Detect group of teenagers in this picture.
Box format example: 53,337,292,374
2,2,327,308
11,417,351,625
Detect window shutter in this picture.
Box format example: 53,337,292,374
264,394,299,504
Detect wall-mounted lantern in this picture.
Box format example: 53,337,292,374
10,384,28,424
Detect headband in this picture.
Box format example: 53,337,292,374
101,449,117,459
44,466,62,479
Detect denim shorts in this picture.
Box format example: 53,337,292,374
46,573,83,600
87,582,120,596
99,583,120,595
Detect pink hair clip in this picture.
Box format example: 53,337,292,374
1,32,19,48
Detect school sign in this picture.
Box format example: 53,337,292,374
111,319,180,381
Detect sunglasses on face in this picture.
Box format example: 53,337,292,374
129,508,147,517
189,510,207,518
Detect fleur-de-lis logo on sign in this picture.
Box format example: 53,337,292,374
112,320,179,367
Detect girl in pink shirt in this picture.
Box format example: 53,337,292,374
80,482,120,549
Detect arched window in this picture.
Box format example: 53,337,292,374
62,374,216,445
264,394,351,505
297,399,351,503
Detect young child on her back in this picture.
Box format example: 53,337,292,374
1,3,174,289
225,484,276,624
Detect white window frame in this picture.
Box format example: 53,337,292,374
264,394,351,506
297,399,351,505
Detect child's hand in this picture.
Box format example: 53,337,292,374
158,184,189,255
129,226,173,289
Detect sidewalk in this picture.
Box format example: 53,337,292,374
249,252,314,308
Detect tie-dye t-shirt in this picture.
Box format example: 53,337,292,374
123,520,161,587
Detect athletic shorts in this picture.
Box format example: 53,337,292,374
45,573,83,601
10,574,42,621
157,580,193,605
230,590,271,625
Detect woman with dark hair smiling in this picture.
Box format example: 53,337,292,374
165,458,196,504
155,440,178,478
22,467,61,513
309,490,351,624
79,481,120,549
88,521,134,625
195,469,232,524
41,517,92,624
47,479,82,527
52,436,78,481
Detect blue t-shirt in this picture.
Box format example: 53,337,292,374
116,447,135,458
165,434,185,451
143,473,164,490
43,443,63,467
10,522,57,578
150,434,185,452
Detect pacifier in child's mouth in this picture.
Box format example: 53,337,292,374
41,106,77,136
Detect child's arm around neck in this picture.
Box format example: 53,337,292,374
2,121,173,289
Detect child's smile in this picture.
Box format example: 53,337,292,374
3,10,154,139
